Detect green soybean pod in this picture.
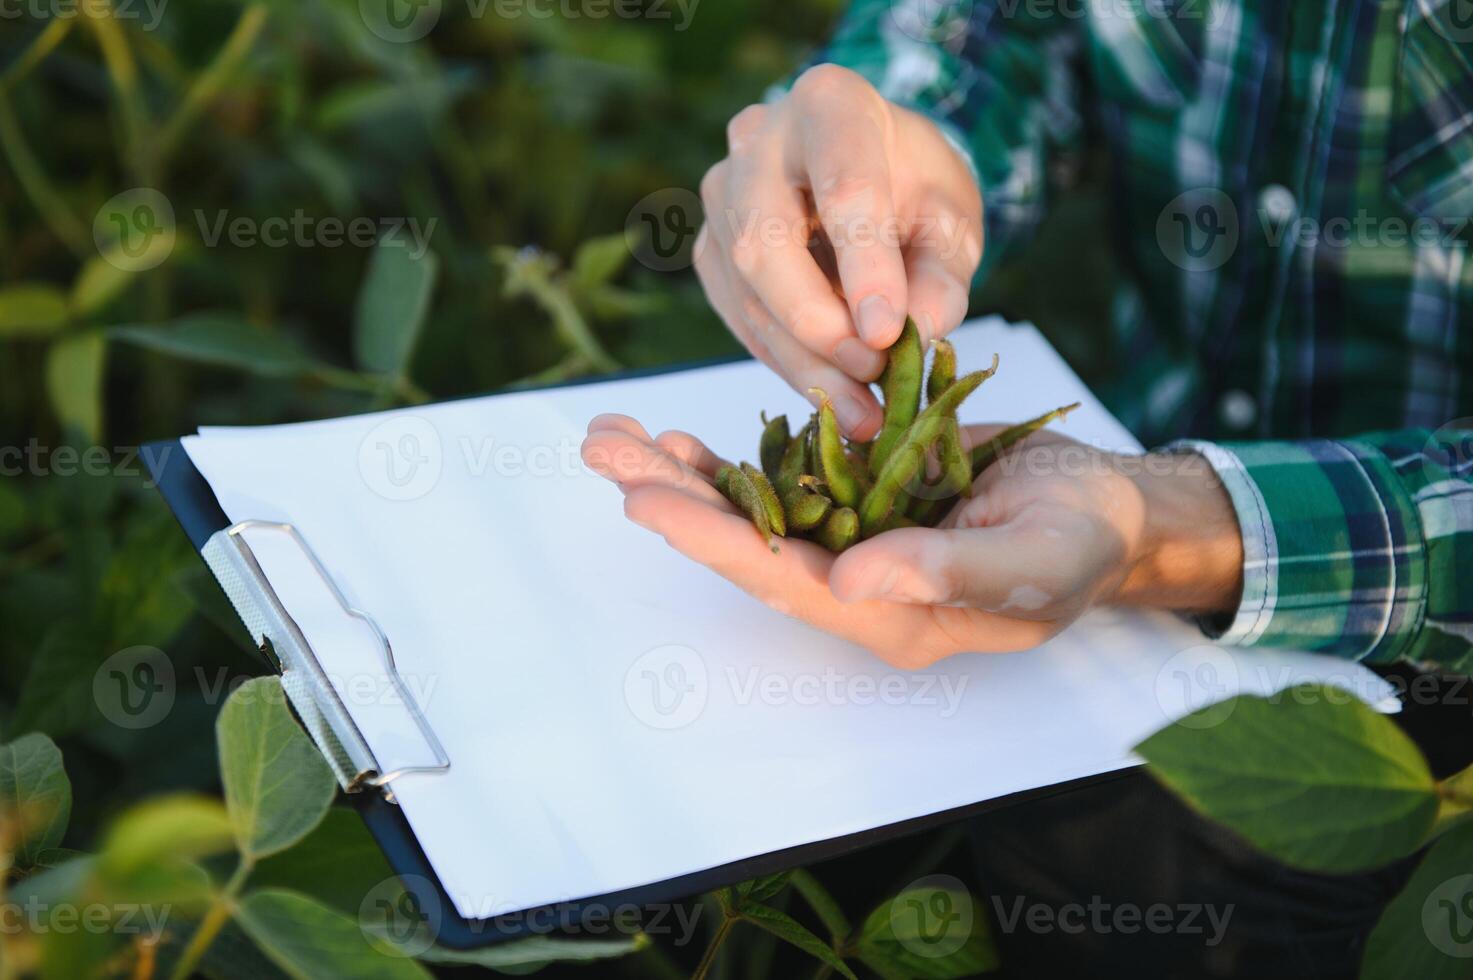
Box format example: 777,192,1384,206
815,506,859,553
871,510,918,534
859,364,993,536
810,389,864,509
936,416,972,499
782,482,831,532
926,338,957,405
908,418,973,526
716,464,778,552
775,417,814,496
969,402,1082,479
741,462,787,537
869,318,924,477
759,412,789,480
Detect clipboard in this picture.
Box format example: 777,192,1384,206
144,356,1142,950
146,327,1399,950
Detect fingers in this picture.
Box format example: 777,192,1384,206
790,66,908,349
653,429,726,479
713,122,890,390
587,413,652,440
696,225,883,439
581,428,732,511
903,194,982,346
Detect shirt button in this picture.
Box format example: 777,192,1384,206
1258,184,1297,227
1218,389,1258,431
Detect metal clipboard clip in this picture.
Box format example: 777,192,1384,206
202,520,450,803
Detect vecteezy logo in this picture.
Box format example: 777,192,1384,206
93,646,176,730
360,875,440,957
1154,644,1240,729
1430,0,1473,44
94,188,176,272
624,188,705,272
1156,188,1239,272
1417,418,1473,492
624,644,707,729
1422,874,1473,958
359,0,442,43
358,415,443,501
889,0,974,43
888,875,973,959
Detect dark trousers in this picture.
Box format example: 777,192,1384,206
966,665,1473,979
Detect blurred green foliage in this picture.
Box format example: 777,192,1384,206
0,0,843,825
0,2,1113,974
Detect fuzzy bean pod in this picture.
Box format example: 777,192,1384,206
969,402,1081,479
926,338,956,405
782,481,832,532
859,364,995,537
775,417,814,496
868,318,923,476
815,506,859,553
810,389,864,509
716,464,779,552
741,462,787,537
759,413,789,480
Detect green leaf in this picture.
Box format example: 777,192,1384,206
737,902,857,980
1435,764,1473,835
45,331,107,441
235,888,432,980
250,808,394,916
12,622,107,739
1136,684,1439,873
0,733,71,868
352,234,439,378
70,256,138,319
856,885,998,980
739,871,793,904
110,314,322,378
99,794,235,880
97,796,231,910
571,233,630,291
218,676,336,860
791,869,850,941
1361,823,1473,979
0,283,69,336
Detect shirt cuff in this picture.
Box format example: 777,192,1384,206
1165,439,1429,663
1166,440,1276,645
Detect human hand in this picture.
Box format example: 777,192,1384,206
582,414,1243,669
696,65,983,440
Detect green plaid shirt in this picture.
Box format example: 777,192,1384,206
816,0,1473,673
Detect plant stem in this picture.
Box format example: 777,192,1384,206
156,4,269,169
790,870,849,942
0,18,73,98
0,95,91,257
690,915,735,980
85,0,154,185
166,859,252,980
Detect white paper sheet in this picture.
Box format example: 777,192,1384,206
182,319,1395,919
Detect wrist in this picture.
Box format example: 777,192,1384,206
1113,452,1244,613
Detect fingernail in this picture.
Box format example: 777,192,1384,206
834,337,884,379
845,561,902,602
856,295,898,345
832,394,870,434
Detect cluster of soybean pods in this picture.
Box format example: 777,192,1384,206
717,319,1081,554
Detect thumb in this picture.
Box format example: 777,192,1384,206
829,524,1057,613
